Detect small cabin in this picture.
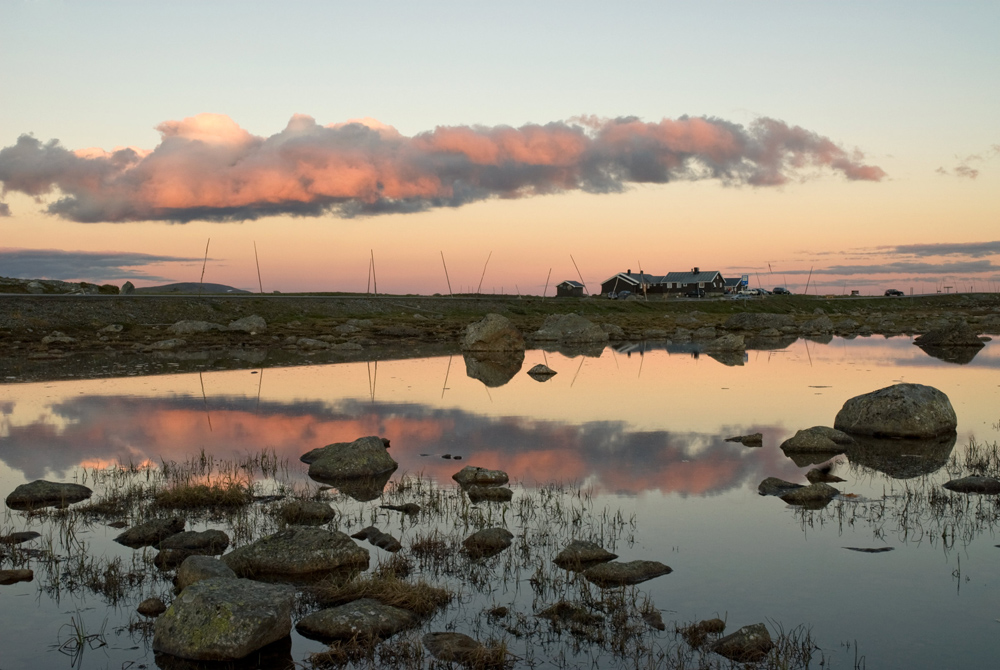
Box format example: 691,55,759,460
555,280,585,297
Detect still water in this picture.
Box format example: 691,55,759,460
1,336,999,669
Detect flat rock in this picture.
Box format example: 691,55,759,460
453,466,509,487
168,320,226,335
422,632,488,665
758,478,803,496
115,517,186,549
582,560,672,587
176,556,237,591
138,597,168,617
708,622,774,662
466,485,514,503
152,578,294,661
461,313,525,351
222,526,369,578
306,436,398,482
463,528,514,559
351,526,403,552
834,383,957,439
779,483,839,506
552,540,617,570
280,500,335,525
725,433,762,447
942,476,1000,495
537,601,603,626
228,315,267,333
532,313,608,343
295,598,417,642
5,480,92,510
0,569,33,585
780,426,854,453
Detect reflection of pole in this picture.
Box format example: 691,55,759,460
440,251,453,296
441,355,452,399
638,351,645,378
255,368,264,415
367,360,379,402
570,357,585,387
199,372,213,431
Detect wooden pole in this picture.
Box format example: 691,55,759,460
253,241,264,294
570,255,588,294
370,249,378,296
476,251,492,294
198,238,210,297
440,251,453,295
804,266,814,295
543,268,552,298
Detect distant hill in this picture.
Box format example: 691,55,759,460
133,282,251,295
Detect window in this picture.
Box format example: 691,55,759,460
698,282,704,288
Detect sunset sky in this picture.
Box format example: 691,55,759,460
1,1,997,295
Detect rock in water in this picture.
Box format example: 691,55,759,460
295,598,417,642
222,526,369,578
114,517,186,549
453,466,509,487
305,436,398,481
463,528,514,559
582,560,672,587
5,480,92,510
779,426,854,454
280,500,336,525
138,598,167,617
466,485,514,503
552,540,617,570
708,622,774,662
423,632,490,665
914,323,985,348
461,314,525,351
0,569,33,585
834,383,957,439
176,556,237,591
758,478,803,497
778,483,839,506
527,363,557,380
942,476,1000,495
152,578,294,661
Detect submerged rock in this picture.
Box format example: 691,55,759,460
780,426,854,454
779,483,839,507
708,622,774,662
5,480,92,510
0,531,41,545
176,556,237,591
138,597,168,617
680,618,726,648
114,517,186,549
222,526,369,579
423,632,492,665
351,526,403,552
461,314,525,351
296,598,417,642
942,476,1000,495
453,466,509,487
758,478,803,497
0,569,33,585
463,528,514,559
537,601,603,626
582,560,672,587
552,540,617,570
152,578,294,661
834,383,957,439
280,500,335,525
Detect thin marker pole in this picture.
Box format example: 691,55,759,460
476,251,492,294
570,255,588,294
370,250,378,296
543,268,552,298
198,238,211,297
440,251,453,295
253,241,264,294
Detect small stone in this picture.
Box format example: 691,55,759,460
138,597,167,617
463,528,514,559
582,560,672,587
0,569,33,585
708,622,774,662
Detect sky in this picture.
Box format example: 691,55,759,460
1,1,998,295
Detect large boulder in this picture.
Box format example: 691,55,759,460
834,383,957,439
152,578,294,661
461,314,525,351
582,560,672,587
531,314,608,343
5,480,92,510
222,526,369,579
306,436,398,482
295,598,417,642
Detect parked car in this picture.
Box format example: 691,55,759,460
773,287,791,295
686,289,705,298
884,289,904,297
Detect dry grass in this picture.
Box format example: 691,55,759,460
313,573,452,617
153,482,252,509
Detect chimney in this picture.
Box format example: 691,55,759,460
627,268,631,275
692,267,699,274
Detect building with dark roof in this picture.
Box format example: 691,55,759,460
555,280,585,297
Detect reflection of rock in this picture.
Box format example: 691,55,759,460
534,342,606,358
222,527,369,579
701,334,745,352
5,480,92,510
758,478,803,497
914,323,986,348
725,433,762,447
154,637,293,670
152,578,293,661
942,476,1000,494
312,471,395,502
705,351,744,367
296,598,417,642
708,623,773,663
463,351,524,387
834,383,957,439
462,313,525,351
784,451,842,467
466,485,513,503
582,560,672,587
527,363,557,381
802,333,834,344
806,465,845,483
844,433,957,479
280,500,335,525
745,334,797,351
916,344,982,365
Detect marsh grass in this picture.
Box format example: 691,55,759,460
313,572,453,616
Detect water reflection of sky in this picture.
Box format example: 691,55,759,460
2,337,1000,669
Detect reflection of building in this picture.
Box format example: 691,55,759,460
600,267,726,297
555,280,585,297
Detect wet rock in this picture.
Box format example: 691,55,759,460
228,315,267,333
380,503,420,515
701,334,745,352
725,433,762,447
453,466,509,487
280,500,335,525
5,480,92,510
806,465,846,483
114,517,186,549
643,608,666,631
917,344,983,365
422,632,490,665
780,426,854,455
0,569,33,585
845,433,957,478
463,528,514,559
680,618,726,647
222,526,369,579
527,363,557,379
306,436,398,481
138,597,168,617
537,601,603,626
152,578,294,661
942,476,1000,495
0,531,41,545
176,556,237,591
351,526,403,552
296,598,418,642
461,313,525,351
532,313,608,343
582,560,672,587
463,351,525,387
708,622,773,662
834,383,957,439
155,530,231,569
758,477,803,496
466,485,514,503
723,313,794,331
779,483,839,506
168,320,226,335
552,540,617,570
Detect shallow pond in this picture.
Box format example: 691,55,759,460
1,335,999,669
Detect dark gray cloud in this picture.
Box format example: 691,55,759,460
0,113,885,223
780,260,997,276
883,241,1000,258
0,248,202,281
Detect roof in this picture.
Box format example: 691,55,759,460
724,278,742,287
661,270,723,284
557,280,584,288
601,272,661,287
